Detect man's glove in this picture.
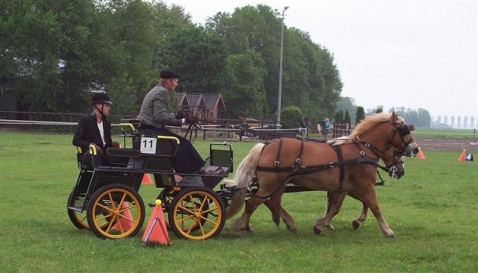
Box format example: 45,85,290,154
185,116,199,124
175,110,185,119
112,141,121,148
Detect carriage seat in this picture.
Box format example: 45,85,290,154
119,119,141,149
75,146,91,170
137,130,180,157
75,145,139,170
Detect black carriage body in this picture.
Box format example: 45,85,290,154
68,120,234,240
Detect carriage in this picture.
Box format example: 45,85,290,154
67,112,416,241
67,119,238,240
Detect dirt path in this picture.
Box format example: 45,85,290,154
414,137,478,151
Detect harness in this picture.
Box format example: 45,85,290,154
253,137,400,199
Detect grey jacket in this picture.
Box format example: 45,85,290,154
138,84,182,128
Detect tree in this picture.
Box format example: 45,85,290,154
334,110,344,123
3,0,100,112
355,106,365,125
336,97,356,125
222,50,267,118
280,105,302,129
154,24,229,95
344,110,351,124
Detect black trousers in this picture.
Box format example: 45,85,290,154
80,149,111,168
140,125,204,173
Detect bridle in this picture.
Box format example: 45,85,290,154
380,120,413,158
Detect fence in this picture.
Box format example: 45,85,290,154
0,111,298,141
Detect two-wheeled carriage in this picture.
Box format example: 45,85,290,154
67,119,234,240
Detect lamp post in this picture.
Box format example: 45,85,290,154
276,6,289,128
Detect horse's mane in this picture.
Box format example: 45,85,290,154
349,112,404,138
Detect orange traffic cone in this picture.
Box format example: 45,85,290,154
142,173,153,184
417,147,426,160
142,200,170,246
111,201,134,231
458,149,466,161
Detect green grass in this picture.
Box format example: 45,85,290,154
412,127,477,139
1,131,477,272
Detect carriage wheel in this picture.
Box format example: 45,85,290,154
168,187,225,240
67,189,89,229
87,183,145,239
67,189,114,231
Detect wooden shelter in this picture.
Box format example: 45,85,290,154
175,93,226,121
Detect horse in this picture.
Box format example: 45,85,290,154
264,124,417,232
262,142,409,233
224,112,417,238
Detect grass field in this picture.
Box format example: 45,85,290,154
1,131,477,272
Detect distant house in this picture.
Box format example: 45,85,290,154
175,92,189,112
433,123,452,129
175,93,226,121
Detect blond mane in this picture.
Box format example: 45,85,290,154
349,112,404,138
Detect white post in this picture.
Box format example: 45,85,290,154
276,6,289,128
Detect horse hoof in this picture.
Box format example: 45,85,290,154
326,224,335,230
272,217,280,226
352,220,361,230
288,227,298,234
245,226,254,233
313,226,324,235
384,232,395,238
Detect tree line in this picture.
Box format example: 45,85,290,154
1,0,433,128
0,0,342,124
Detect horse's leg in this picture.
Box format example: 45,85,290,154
354,187,395,238
323,192,335,230
231,194,267,235
314,191,347,235
264,186,298,233
347,192,369,230
264,185,286,226
278,205,298,234
264,199,281,226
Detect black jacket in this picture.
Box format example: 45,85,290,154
72,112,113,152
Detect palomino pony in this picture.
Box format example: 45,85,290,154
225,112,417,238
263,142,411,233
284,125,417,232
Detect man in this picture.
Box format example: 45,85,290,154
138,69,222,182
72,93,120,168
322,117,330,141
299,116,308,136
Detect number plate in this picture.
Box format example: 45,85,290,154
140,137,157,154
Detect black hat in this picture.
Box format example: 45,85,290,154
91,93,113,105
160,69,181,79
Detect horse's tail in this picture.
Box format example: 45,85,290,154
224,142,265,220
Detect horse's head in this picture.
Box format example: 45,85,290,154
389,112,419,157
350,111,418,162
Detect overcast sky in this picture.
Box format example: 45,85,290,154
161,0,477,119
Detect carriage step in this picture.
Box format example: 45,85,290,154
68,206,83,212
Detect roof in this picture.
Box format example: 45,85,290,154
175,92,225,111
193,93,226,111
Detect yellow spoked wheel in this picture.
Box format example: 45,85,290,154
168,187,225,240
87,183,145,239
67,189,89,229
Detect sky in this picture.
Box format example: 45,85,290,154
161,0,477,119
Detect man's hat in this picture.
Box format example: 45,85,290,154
160,69,181,79
91,93,113,105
